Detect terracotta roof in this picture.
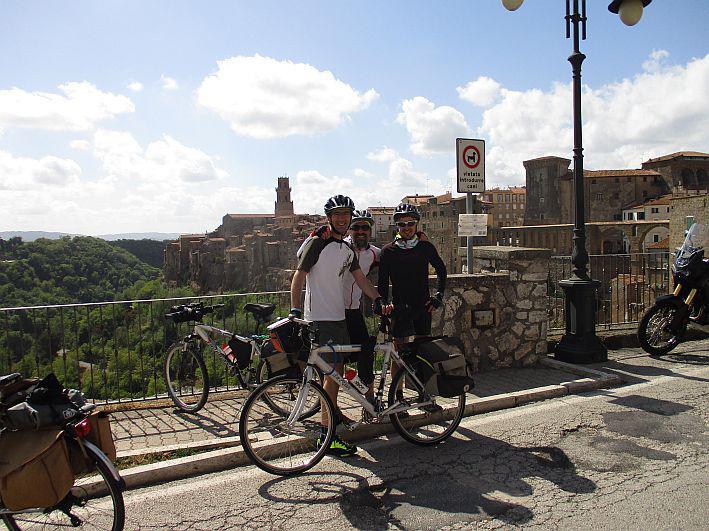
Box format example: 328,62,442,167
645,195,672,206
647,237,669,250
613,273,646,285
226,213,274,219
485,186,526,193
645,151,709,163
584,169,661,178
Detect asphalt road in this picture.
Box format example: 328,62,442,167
123,340,709,530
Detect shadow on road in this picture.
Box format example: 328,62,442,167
256,424,596,529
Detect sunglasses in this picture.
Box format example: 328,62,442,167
396,221,417,228
350,224,371,231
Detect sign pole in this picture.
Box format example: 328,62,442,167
466,193,473,274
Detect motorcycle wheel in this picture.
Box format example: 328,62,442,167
638,302,687,356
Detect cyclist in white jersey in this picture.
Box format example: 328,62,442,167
290,195,384,457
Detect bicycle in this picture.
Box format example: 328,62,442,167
0,373,125,530
163,302,322,415
238,313,469,476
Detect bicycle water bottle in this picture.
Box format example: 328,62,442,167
344,369,368,394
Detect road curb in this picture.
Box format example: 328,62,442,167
115,360,621,489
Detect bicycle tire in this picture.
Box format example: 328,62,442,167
239,375,335,476
2,439,125,530
388,367,466,446
164,341,209,413
255,360,323,420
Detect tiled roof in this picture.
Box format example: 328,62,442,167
645,151,709,163
647,237,669,250
226,213,273,218
645,195,672,206
584,169,661,178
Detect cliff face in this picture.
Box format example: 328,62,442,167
164,215,323,294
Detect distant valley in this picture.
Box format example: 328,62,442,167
0,231,181,242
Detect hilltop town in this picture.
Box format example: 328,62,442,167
164,151,708,294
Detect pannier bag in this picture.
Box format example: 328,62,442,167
260,341,303,378
86,411,117,461
228,336,253,370
411,337,475,398
0,428,74,511
0,375,39,409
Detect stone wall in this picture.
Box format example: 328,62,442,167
669,193,709,251
429,246,550,372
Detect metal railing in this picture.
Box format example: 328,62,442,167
0,292,294,404
547,252,671,331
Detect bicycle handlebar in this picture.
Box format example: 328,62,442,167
164,302,225,321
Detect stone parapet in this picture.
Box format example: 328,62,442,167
430,246,551,371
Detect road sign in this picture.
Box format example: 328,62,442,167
458,214,488,237
456,138,485,193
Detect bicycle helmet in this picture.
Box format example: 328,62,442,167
351,209,374,226
393,203,420,221
324,195,355,215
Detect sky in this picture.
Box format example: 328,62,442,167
0,0,707,235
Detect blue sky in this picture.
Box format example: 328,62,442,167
1,0,707,234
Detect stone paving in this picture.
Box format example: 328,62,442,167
110,363,586,455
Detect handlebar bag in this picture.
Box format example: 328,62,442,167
412,337,475,398
0,428,74,511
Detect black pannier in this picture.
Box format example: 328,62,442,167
228,336,253,370
410,337,474,398
263,318,310,378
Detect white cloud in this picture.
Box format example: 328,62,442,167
69,139,91,151
93,129,227,184
0,150,81,190
161,76,179,91
0,82,134,131
196,54,379,139
457,76,502,107
366,146,397,163
127,81,144,92
468,51,709,187
396,96,470,156
354,168,374,178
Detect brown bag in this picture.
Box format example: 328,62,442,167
0,429,74,511
87,411,116,461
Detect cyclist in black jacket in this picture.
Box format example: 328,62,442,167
378,203,446,339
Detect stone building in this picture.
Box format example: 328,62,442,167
368,206,396,246
642,151,709,192
419,192,488,274
164,177,325,293
482,186,526,228
669,191,709,251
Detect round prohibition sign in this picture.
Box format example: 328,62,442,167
462,145,481,169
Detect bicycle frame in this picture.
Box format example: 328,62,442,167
284,319,431,426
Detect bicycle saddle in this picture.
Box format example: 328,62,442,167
243,303,276,319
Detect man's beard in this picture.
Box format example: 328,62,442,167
354,235,369,249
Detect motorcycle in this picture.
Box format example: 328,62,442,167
638,222,709,355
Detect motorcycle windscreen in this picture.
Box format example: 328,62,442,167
677,222,709,265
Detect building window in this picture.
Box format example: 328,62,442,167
513,194,517,202
520,195,525,203
638,212,645,220
497,194,503,202
643,176,647,182
642,190,647,197
653,234,660,243
614,177,619,183
596,193,603,200
505,194,511,202
651,207,659,214
512,203,517,209
626,177,631,183
591,179,596,184
540,197,545,203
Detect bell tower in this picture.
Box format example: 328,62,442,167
275,175,294,219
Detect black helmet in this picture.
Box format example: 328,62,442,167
393,203,420,221
324,195,355,215
351,209,374,226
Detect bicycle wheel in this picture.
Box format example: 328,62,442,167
164,341,209,412
388,368,466,446
2,440,125,530
255,360,324,420
239,375,335,476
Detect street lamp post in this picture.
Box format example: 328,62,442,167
502,0,652,363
